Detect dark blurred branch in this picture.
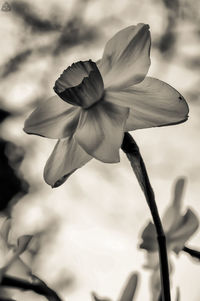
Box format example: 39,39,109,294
0,109,10,123
1,275,62,301
154,0,180,55
12,1,61,33
0,139,28,213
1,50,32,78
183,246,200,261
162,0,179,10
53,18,96,55
121,132,171,301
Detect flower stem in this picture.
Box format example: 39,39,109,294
183,246,200,261
1,275,62,301
121,132,171,301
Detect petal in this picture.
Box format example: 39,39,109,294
139,222,157,251
44,136,92,187
143,251,159,270
74,102,129,163
24,96,81,139
150,260,173,301
16,235,32,255
118,273,138,301
54,60,104,109
168,208,199,254
92,293,111,301
5,257,32,279
150,267,162,301
162,178,186,233
176,288,180,301
105,77,189,130
0,219,11,242
54,61,95,91
98,24,151,89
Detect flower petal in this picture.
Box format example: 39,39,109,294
98,24,151,89
4,257,32,279
16,235,33,255
119,273,138,301
44,136,92,187
24,96,80,139
54,61,95,91
150,260,173,301
92,292,111,301
75,102,129,163
105,77,189,130
54,60,104,109
168,208,199,254
0,219,11,242
144,251,159,270
162,178,186,233
140,222,157,251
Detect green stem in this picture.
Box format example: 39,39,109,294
121,132,171,301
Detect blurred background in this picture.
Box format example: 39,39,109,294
0,0,200,300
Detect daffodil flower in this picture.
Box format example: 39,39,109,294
139,178,199,300
24,23,189,187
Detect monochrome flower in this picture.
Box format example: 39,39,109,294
139,178,199,300
24,24,189,187
0,218,32,299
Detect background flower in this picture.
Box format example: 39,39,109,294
140,177,199,300
0,218,32,299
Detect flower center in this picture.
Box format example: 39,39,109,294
83,92,105,110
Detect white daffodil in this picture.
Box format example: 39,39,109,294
24,24,189,187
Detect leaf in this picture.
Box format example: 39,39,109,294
118,273,139,301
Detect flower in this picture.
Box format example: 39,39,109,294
139,177,199,300
0,218,32,299
24,24,189,187
92,272,138,301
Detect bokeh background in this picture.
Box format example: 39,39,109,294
0,0,200,300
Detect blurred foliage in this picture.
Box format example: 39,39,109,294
1,49,33,78
0,113,28,213
12,1,62,33
0,109,10,123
